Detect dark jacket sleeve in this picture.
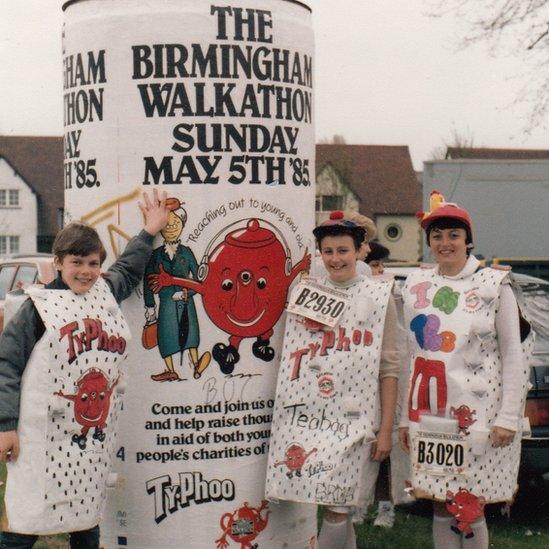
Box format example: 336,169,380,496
103,230,155,303
0,299,41,431
143,249,159,309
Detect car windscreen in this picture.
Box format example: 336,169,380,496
514,278,549,367
0,265,17,300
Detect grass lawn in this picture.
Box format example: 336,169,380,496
355,502,548,549
1,463,547,548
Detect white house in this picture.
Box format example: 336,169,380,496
0,136,64,254
0,157,37,255
316,144,423,262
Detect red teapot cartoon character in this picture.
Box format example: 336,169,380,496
274,443,317,478
54,368,118,449
149,218,310,373
215,500,270,549
450,405,477,435
446,488,486,538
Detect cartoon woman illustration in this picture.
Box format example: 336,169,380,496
143,197,210,381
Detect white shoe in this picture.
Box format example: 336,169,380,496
373,501,395,528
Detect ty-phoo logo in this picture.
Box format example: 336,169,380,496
146,472,235,523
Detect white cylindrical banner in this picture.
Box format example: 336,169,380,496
62,0,316,547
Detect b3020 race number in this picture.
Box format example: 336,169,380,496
414,432,468,475
417,440,464,467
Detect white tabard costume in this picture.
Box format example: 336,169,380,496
265,275,393,507
3,278,130,535
401,257,529,503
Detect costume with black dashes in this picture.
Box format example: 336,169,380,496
3,278,130,534
401,256,530,502
265,275,393,507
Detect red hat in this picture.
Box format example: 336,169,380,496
166,197,183,211
316,210,357,228
418,191,473,237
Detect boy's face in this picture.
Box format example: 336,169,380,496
54,253,101,294
320,235,359,283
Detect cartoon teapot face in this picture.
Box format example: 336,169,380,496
149,218,310,373
216,500,270,549
198,219,298,337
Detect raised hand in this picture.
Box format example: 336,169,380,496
139,189,170,236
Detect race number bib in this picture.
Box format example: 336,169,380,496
413,431,469,476
287,280,349,328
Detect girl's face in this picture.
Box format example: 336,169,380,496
320,235,359,283
369,259,385,275
428,227,468,273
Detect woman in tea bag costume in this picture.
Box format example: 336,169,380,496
399,192,531,548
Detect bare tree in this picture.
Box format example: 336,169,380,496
430,124,476,160
318,134,347,145
427,0,549,131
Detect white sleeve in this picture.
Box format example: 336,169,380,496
493,283,529,431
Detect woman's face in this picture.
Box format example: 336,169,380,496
428,227,468,272
320,235,359,283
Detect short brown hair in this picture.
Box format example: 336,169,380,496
52,222,107,264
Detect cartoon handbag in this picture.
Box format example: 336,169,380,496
142,321,158,349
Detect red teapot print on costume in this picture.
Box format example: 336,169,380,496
148,218,310,373
274,443,317,478
55,368,118,450
215,500,270,549
446,488,486,538
450,405,477,435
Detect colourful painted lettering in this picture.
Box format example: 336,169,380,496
433,286,459,314
410,281,432,309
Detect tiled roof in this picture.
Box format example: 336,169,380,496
316,144,421,216
0,135,63,237
446,147,549,160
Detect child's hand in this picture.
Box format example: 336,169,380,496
0,431,20,462
371,429,392,461
139,189,169,236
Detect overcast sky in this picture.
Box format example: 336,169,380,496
1,0,547,169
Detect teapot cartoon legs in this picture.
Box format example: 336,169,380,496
213,332,275,374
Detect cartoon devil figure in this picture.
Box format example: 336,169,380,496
215,500,270,549
446,488,486,538
149,218,310,374
450,405,477,435
274,444,317,478
54,368,118,450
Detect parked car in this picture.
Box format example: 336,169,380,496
385,266,549,480
0,254,55,333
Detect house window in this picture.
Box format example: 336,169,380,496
384,223,402,242
8,190,19,206
0,190,19,207
57,208,65,229
316,195,344,214
9,236,19,254
0,236,20,255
